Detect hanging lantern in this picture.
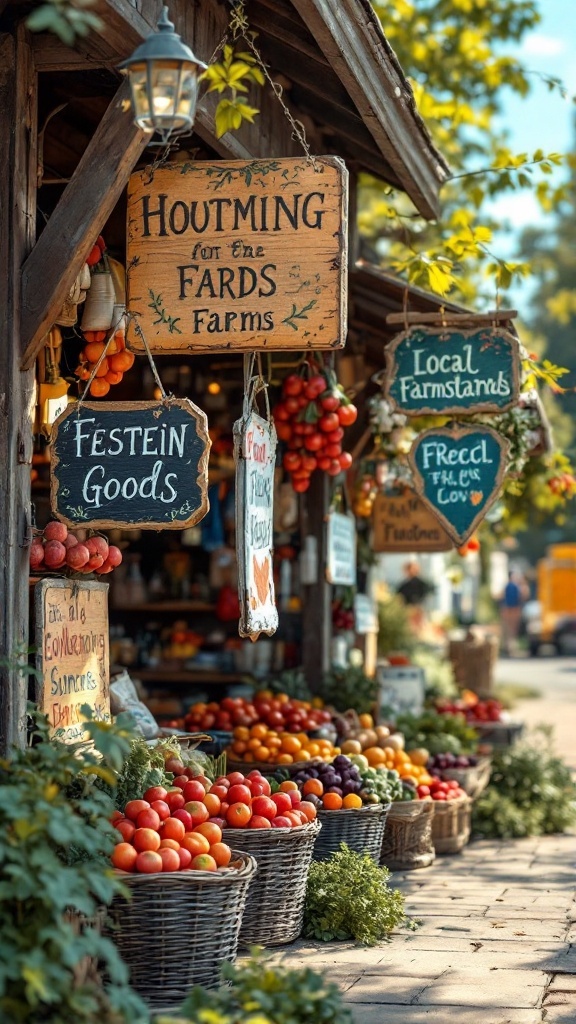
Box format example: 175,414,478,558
118,6,207,144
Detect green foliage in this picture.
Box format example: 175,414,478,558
395,710,478,755
171,950,352,1024
26,0,102,45
411,647,458,700
0,705,148,1023
377,595,415,659
266,669,313,702
303,844,405,945
317,666,379,716
472,728,576,839
201,43,263,139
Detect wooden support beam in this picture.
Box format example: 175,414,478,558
386,309,518,326
289,0,448,218
0,25,37,752
20,77,149,369
302,473,332,689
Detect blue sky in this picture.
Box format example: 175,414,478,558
489,0,576,235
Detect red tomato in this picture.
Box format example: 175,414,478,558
283,374,304,396
274,403,290,422
133,828,161,852
209,784,229,801
284,397,300,415
327,427,344,443
317,456,331,471
325,443,342,458
135,850,163,873
283,451,302,473
327,459,342,476
226,802,252,827
227,784,252,805
301,454,318,473
249,814,273,829
338,404,357,426
136,808,161,831
318,412,340,433
183,780,207,802
159,838,180,851
304,433,324,452
190,854,217,872
159,847,181,872
292,478,310,493
272,792,292,815
124,799,150,822
276,422,293,442
184,800,210,826
165,790,186,812
271,816,292,828
251,795,277,820
172,775,190,790
150,800,171,821
304,375,326,399
339,452,353,471
160,817,186,843
227,772,246,786
267,710,285,729
172,809,193,831
178,847,192,869
113,818,136,842
287,790,301,808
214,776,231,789
143,786,168,804
321,392,341,411
111,842,137,871
165,757,185,775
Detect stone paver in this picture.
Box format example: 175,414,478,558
278,833,576,1021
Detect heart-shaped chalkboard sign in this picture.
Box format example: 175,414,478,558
408,424,509,546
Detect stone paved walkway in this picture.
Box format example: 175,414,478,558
278,833,576,1023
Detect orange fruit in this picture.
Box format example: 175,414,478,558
298,750,311,761
302,778,323,797
89,379,110,398
276,753,293,765
303,742,320,758
94,358,110,378
322,792,343,810
280,735,301,755
279,780,298,792
191,854,217,872
203,793,221,816
210,842,232,867
253,746,270,762
365,747,386,767
249,723,269,740
234,726,250,741
159,838,181,851
248,737,262,751
243,752,255,763
195,822,222,845
342,793,363,809
84,341,106,362
300,801,317,821
267,736,282,749
284,811,304,827
181,833,210,856
105,369,123,385
109,350,135,372
359,713,374,728
232,740,247,755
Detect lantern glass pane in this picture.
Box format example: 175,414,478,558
150,62,180,121
129,65,152,127
176,69,199,120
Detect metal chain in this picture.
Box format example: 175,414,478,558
130,315,168,399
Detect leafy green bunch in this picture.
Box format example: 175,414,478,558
160,951,352,1024
0,706,148,1024
317,666,379,716
473,728,576,838
303,844,405,945
394,710,478,755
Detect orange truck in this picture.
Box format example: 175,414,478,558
526,543,576,655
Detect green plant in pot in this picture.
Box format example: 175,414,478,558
0,704,148,1024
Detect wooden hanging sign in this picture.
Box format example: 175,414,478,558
372,488,453,552
408,424,509,546
35,578,110,743
50,399,210,530
234,407,279,640
385,326,520,416
125,157,348,353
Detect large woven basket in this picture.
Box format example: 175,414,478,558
439,757,491,801
231,819,321,947
313,803,391,863
225,757,323,777
380,798,435,871
109,852,256,1011
431,794,472,854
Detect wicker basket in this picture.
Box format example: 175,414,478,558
380,799,435,871
109,852,256,1011
226,757,323,777
440,756,492,801
313,803,391,863
431,794,472,854
231,819,321,947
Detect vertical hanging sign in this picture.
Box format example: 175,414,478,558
234,398,278,640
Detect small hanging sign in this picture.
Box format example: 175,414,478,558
385,325,520,416
234,388,278,640
126,157,348,353
408,424,509,546
326,511,357,585
372,488,453,553
34,578,110,743
50,399,210,530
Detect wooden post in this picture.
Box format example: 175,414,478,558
0,25,37,752
301,472,332,690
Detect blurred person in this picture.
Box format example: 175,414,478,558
396,560,434,632
500,570,529,656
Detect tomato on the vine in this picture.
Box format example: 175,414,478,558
292,478,310,492
317,456,331,471
325,443,342,458
327,459,342,476
304,375,326,400
339,452,353,471
304,433,324,451
274,404,290,421
301,454,318,472
318,412,340,433
327,427,344,443
338,404,357,426
283,374,304,396
275,422,293,442
284,397,300,415
283,452,302,472
320,392,341,412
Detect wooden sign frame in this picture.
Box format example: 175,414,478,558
34,578,110,743
408,423,510,546
50,399,210,531
125,156,348,353
371,488,453,553
385,325,520,417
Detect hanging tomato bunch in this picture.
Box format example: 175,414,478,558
273,362,357,493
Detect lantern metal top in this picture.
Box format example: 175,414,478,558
118,6,207,72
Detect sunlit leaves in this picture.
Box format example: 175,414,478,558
201,44,263,138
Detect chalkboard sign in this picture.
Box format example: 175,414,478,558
126,157,348,353
35,578,110,743
386,326,519,416
408,424,509,546
326,511,357,585
372,488,452,553
234,407,279,641
50,399,210,530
